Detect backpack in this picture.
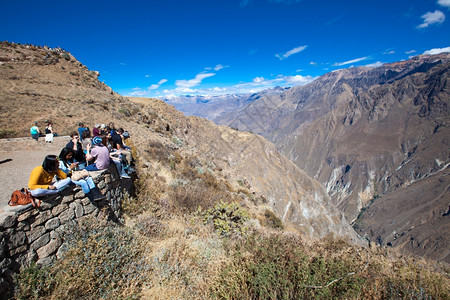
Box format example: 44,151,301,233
9,188,41,208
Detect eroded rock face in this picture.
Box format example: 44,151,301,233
156,110,363,244
214,54,450,262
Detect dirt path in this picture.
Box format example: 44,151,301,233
0,138,67,207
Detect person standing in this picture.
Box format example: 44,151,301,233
45,122,54,143
77,122,89,141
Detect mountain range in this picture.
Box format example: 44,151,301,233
165,53,450,262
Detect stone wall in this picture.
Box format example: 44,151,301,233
0,164,134,297
0,136,70,152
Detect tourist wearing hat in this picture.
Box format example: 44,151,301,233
85,136,110,171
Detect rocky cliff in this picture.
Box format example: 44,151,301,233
215,54,449,262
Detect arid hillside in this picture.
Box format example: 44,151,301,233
0,41,361,243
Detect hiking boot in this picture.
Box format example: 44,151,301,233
93,194,106,201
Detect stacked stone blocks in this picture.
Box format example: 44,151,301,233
0,164,133,295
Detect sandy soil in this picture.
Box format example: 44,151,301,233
0,143,63,207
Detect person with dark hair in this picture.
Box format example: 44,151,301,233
66,132,86,167
28,155,72,197
77,122,89,141
109,128,133,167
45,122,56,143
59,147,105,201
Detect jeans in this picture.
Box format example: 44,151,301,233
112,159,128,177
71,176,96,194
84,164,100,171
30,178,72,197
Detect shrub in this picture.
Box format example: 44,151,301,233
0,128,17,138
15,219,150,299
123,171,166,216
14,263,54,300
196,200,249,236
262,209,284,230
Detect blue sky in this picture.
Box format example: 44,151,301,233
1,0,450,98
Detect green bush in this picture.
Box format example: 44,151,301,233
0,128,16,138
14,263,54,300
15,219,150,299
197,200,249,236
211,233,367,299
263,209,284,230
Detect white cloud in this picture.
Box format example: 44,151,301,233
365,61,384,68
438,0,450,8
284,75,316,85
383,50,395,55
148,79,168,90
175,72,216,89
145,75,150,78
423,46,450,55
309,61,317,66
333,56,369,66
275,45,307,60
214,64,224,71
417,10,445,28
253,77,266,83
405,50,417,54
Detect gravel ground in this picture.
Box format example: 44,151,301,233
0,143,63,207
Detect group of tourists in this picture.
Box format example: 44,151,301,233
27,122,134,202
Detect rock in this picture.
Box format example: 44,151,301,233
17,210,39,222
36,256,55,266
26,225,46,243
7,231,26,250
0,212,17,229
31,210,52,228
30,233,50,251
45,217,61,230
52,203,68,217
37,238,61,259
58,207,74,224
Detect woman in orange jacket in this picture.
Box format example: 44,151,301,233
28,155,72,197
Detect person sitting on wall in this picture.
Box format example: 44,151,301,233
30,122,40,141
84,136,110,171
66,132,86,168
109,128,133,167
81,130,93,154
93,124,101,137
58,147,105,201
28,155,72,198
